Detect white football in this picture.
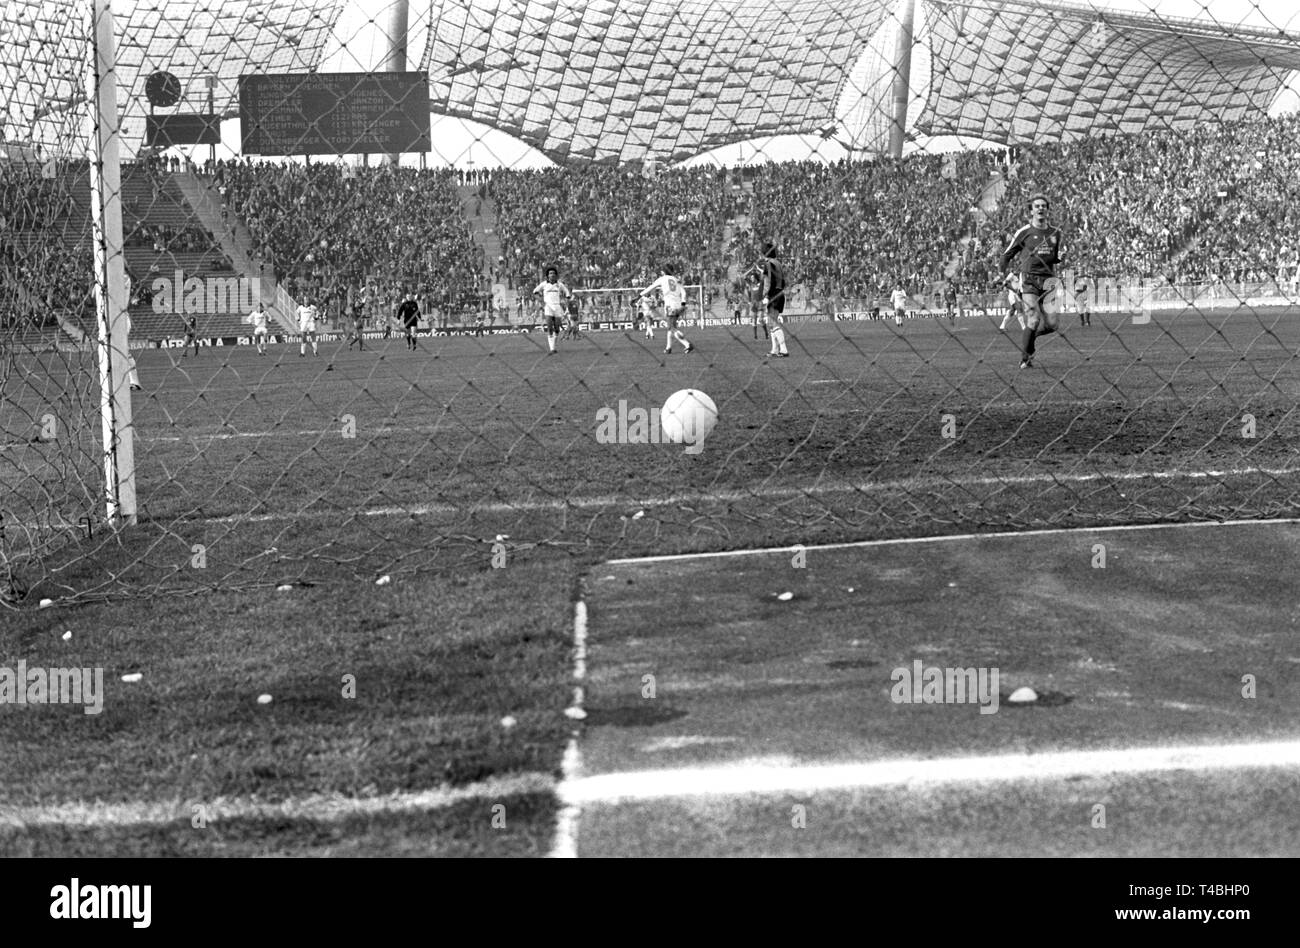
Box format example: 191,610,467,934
660,389,718,447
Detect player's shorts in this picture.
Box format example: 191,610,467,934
403,319,418,331
664,303,685,329
546,315,563,334
766,293,786,316
299,322,316,334
253,326,268,336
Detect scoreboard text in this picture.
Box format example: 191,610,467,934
239,72,431,156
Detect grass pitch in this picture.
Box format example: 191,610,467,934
2,306,1298,855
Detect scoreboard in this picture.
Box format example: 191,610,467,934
239,72,431,156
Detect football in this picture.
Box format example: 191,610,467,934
660,389,718,447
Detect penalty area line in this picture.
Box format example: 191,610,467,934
561,739,1300,805
0,772,555,830
607,517,1300,565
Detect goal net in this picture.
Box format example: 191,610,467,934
3,0,1300,607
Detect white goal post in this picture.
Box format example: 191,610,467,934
570,285,707,324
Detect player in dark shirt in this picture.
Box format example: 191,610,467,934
746,266,767,340
397,293,421,351
180,314,199,357
347,300,366,351
999,193,1063,368
761,242,788,357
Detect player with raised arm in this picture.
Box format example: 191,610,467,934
246,300,269,355
641,263,693,356
1000,193,1064,368
397,292,420,350
760,242,788,356
297,296,319,357
533,266,571,355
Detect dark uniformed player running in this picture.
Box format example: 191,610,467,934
1000,193,1064,368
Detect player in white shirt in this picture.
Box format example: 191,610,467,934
296,297,319,357
246,301,269,355
532,267,571,354
637,294,657,340
891,285,909,326
998,274,1027,331
640,263,693,355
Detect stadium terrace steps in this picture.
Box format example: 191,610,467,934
459,182,504,282
172,171,297,333
127,309,246,341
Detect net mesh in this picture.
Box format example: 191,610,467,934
3,0,1300,607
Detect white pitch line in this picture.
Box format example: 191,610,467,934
560,739,1300,804
548,599,590,859
0,772,555,830
607,516,1300,564
192,463,1300,527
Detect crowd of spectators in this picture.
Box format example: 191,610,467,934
11,112,1300,337
958,114,1300,291
217,160,487,316
743,151,998,302
486,164,742,290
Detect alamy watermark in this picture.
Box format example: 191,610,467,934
890,660,999,714
595,399,711,454
0,661,104,715
151,269,260,315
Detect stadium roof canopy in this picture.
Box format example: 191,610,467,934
421,0,1300,164
3,0,1300,165
1,0,344,158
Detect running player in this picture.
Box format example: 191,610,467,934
998,274,1027,332
246,300,269,355
760,242,788,356
397,292,420,350
944,282,958,325
296,296,319,357
1000,193,1064,368
640,263,693,355
533,266,571,354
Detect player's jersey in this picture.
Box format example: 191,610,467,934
644,274,685,310
1000,224,1064,279
248,309,268,332
397,299,420,326
296,304,318,331
534,280,570,315
891,289,909,310
763,259,786,301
